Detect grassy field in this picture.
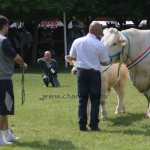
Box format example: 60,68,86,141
2,65,150,150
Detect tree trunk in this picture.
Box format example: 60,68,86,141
130,17,143,28
31,20,38,66
115,16,126,30
146,16,150,29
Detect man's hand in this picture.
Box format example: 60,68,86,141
72,67,77,74
42,57,47,61
20,63,28,70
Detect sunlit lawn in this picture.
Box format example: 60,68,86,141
2,65,150,150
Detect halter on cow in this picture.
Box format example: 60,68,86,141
109,32,130,65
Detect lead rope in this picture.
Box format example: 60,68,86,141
117,52,123,77
101,64,112,74
21,67,25,105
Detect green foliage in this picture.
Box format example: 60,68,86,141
0,0,77,20
0,0,149,21
102,0,130,17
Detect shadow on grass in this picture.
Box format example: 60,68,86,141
102,113,150,136
107,112,146,126
103,128,150,136
14,139,79,150
123,128,150,136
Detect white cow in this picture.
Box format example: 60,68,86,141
65,55,129,119
101,27,150,118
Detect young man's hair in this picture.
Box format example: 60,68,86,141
0,15,8,30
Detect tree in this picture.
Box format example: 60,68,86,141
0,0,78,20
71,0,106,33
0,0,78,66
142,0,150,29
0,0,149,65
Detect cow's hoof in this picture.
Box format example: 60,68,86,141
115,112,120,114
121,110,126,113
121,106,126,113
101,116,107,120
115,111,121,114
115,111,126,114
145,114,150,118
101,113,107,119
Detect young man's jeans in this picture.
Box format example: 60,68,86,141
77,70,101,130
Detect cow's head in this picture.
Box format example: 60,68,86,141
65,55,77,74
101,28,127,63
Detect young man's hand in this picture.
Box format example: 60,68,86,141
20,63,28,70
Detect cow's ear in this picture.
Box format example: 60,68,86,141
119,35,127,46
103,28,109,35
65,55,71,62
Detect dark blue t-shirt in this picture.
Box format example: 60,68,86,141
2,38,17,59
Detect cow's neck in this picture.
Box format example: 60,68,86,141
122,32,143,68
122,43,134,66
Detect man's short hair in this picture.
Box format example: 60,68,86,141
0,15,8,30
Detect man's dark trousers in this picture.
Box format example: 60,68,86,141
77,70,101,130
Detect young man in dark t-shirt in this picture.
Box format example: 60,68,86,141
0,15,27,146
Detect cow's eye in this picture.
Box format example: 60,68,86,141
113,43,117,46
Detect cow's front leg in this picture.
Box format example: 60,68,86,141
113,84,126,114
146,104,150,118
144,93,150,118
100,82,107,119
101,99,107,119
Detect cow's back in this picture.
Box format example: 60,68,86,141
125,29,150,70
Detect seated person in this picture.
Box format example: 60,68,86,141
37,51,60,87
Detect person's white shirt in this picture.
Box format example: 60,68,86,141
70,33,109,70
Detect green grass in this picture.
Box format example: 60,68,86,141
2,65,150,150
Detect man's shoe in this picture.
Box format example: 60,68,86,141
91,127,101,131
44,85,48,88
0,138,12,145
4,133,19,142
79,127,88,132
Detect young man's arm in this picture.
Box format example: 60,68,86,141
2,38,27,69
14,54,27,69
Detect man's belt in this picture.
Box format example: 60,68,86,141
77,68,99,72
